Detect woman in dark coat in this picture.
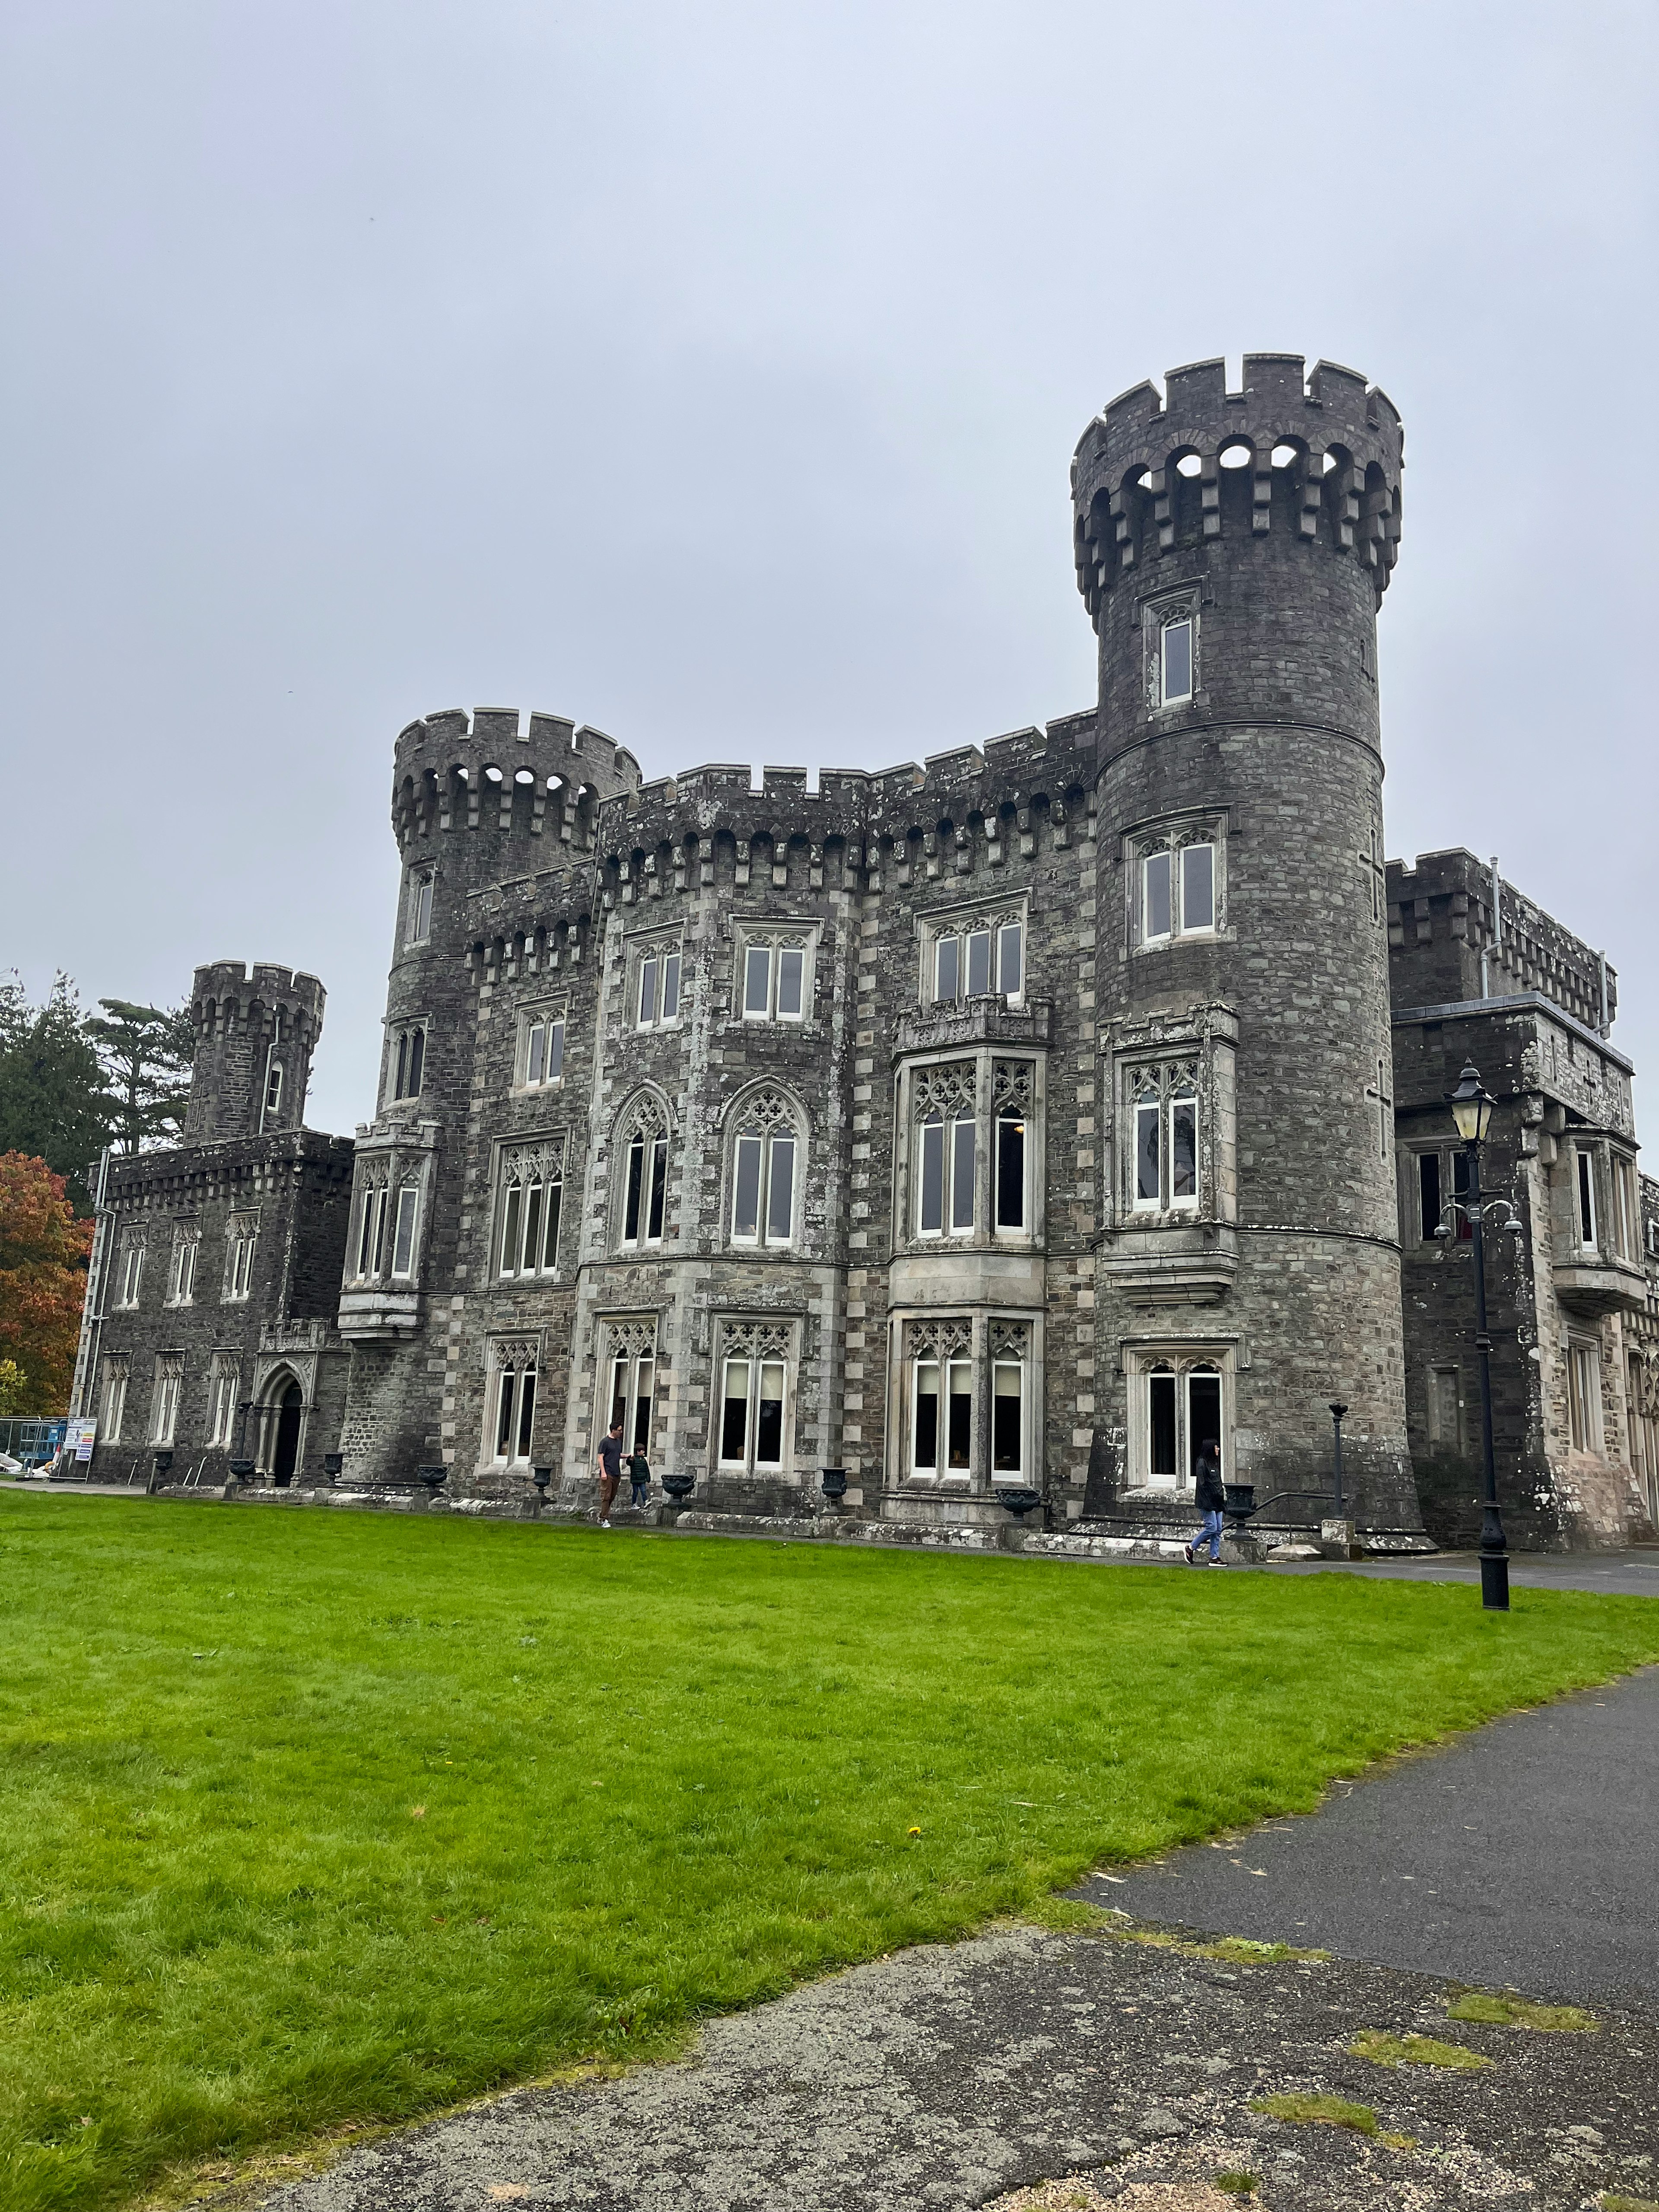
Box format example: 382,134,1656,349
1185,1441,1227,1566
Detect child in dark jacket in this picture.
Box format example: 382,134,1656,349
624,1448,652,1510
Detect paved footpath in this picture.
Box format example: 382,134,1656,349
256,1668,1659,2212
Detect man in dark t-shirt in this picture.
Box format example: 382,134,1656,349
595,1421,624,1528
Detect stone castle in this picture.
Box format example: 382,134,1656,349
73,354,1659,1551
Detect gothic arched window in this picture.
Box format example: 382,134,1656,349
728,1089,800,1247
617,1099,670,1248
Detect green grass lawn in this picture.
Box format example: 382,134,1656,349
5,1494,1659,2212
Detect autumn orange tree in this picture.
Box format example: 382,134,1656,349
0,1153,93,1414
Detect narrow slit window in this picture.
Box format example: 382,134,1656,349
950,1116,976,1233
515,1369,537,1460
918,1114,945,1234
966,928,992,996
998,920,1023,998
1577,1150,1597,1247
1148,1368,1177,1481
395,1033,408,1100
995,1109,1026,1231
1143,851,1173,941
409,872,434,944
1187,1369,1222,1479
755,1360,785,1465
1135,1090,1161,1207
525,1021,547,1086
744,944,772,1017
777,946,804,1018
992,1361,1023,1475
625,1137,645,1241
721,1359,750,1462
264,1061,283,1117
1180,843,1215,931
946,1358,972,1468
390,1185,420,1276
912,1361,939,1469
1170,1088,1198,1205
406,1028,424,1096
638,957,658,1027
646,1136,667,1241
1161,617,1193,705
1418,1151,1442,1243
732,1134,763,1241
766,1134,795,1243
660,952,680,1020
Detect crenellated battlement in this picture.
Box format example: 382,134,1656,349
391,708,642,853
1072,353,1404,618
184,961,327,1142
582,715,1097,903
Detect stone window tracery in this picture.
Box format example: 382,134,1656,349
1135,820,1222,947
616,1098,670,1249
632,936,682,1029
923,905,1025,1008
717,1319,794,1472
225,1211,259,1300
115,1229,146,1310
165,1225,200,1307
602,1317,658,1456
914,1062,978,1238
1126,1345,1230,1492
1128,1060,1200,1213
149,1353,184,1447
739,931,812,1022
488,1335,540,1464
497,1137,565,1278
99,1355,130,1444
728,1089,799,1249
1144,589,1201,713
517,1003,565,1089
388,1023,427,1102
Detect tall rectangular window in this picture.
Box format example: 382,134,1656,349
918,1119,946,1235
950,1116,976,1232
934,935,960,1001
1418,1151,1442,1243
995,1108,1026,1231
998,921,1023,998
1148,1370,1177,1480
1136,1356,1225,1490
777,946,804,1018
1569,1342,1602,1453
610,1351,655,1454
208,1363,240,1449
947,1357,972,1469
168,1236,198,1306
966,927,992,995
391,1185,420,1277
931,920,1022,1003
1143,851,1172,941
1135,1094,1161,1208
1577,1149,1598,1248
623,1131,669,1245
992,1361,1023,1475
493,1353,538,1463
100,1360,129,1445
637,949,682,1028
912,1360,939,1469
407,871,434,944
1180,843,1214,931
523,1016,564,1088
118,1241,144,1309
150,1356,183,1447
744,944,772,1016
1160,618,1193,705
498,1158,562,1276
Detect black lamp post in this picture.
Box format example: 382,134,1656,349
1446,1060,1510,1613
1328,1402,1348,1516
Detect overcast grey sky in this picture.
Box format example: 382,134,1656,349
2,1,1654,1136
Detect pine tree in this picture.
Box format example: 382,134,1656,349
86,999,195,1154
0,975,114,1210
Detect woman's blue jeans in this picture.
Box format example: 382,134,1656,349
1192,1508,1224,1562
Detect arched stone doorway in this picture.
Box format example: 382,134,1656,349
257,1368,307,1488
272,1383,303,1487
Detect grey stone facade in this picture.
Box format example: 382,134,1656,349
74,354,1658,1548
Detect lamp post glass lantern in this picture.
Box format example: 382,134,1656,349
1445,1060,1510,1612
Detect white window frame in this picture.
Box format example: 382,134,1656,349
716,1322,793,1473
207,1358,241,1449
115,1236,145,1310
634,941,683,1030
1576,1146,1599,1251
1144,591,1201,714
618,1109,670,1249
603,1323,659,1457
390,1183,420,1278
224,1212,258,1300
150,1354,184,1447
100,1357,130,1445
993,1073,1031,1237
1135,824,1222,949
264,1057,284,1119
166,1230,200,1308
517,1005,566,1090
925,909,1025,1010
738,933,811,1023
407,868,435,946
1611,1154,1638,1261
1160,615,1194,706
728,1096,799,1250
1127,1346,1229,1493
496,1141,564,1279
909,1341,974,1481
489,1339,540,1465
1128,1063,1201,1215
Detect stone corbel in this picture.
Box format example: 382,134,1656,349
735,839,751,887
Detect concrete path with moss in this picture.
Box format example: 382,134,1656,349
249,1671,1659,2212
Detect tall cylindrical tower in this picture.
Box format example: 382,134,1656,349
333,707,641,1483
1074,354,1417,1526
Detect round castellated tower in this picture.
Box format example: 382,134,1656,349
182,961,325,1142
1072,353,1417,1526
334,707,642,1484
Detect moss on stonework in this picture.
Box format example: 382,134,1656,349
1448,1990,1598,2032
1349,2028,1490,2071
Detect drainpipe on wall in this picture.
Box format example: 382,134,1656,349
1599,953,1610,1038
